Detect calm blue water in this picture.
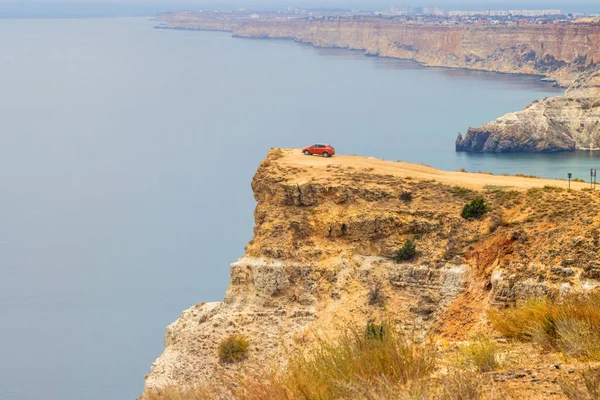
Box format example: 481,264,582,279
0,17,597,400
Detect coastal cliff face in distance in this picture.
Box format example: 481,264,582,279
456,95,600,152
456,67,600,152
143,149,600,398
155,13,600,153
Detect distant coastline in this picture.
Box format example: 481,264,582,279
154,12,600,153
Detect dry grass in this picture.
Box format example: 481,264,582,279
144,321,451,400
144,334,512,400
489,293,600,360
143,385,218,400
281,321,436,399
218,334,249,363
561,366,600,400
458,335,500,372
438,369,483,400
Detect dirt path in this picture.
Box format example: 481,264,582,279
276,149,591,191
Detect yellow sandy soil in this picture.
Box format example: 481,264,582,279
278,148,590,191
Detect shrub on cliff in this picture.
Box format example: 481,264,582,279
218,334,249,363
394,239,417,262
461,197,490,220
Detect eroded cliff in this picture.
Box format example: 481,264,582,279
143,149,600,397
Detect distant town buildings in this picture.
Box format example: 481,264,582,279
447,9,561,17
180,7,586,27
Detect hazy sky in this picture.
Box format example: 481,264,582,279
0,0,598,18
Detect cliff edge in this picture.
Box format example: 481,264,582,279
143,149,600,397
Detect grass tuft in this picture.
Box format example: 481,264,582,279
488,293,600,360
439,369,482,400
283,321,436,399
458,335,500,372
218,334,250,363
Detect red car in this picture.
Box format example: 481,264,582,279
302,143,336,158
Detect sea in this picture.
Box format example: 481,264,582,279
0,16,597,400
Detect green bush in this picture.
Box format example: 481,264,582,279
394,239,417,262
461,197,491,220
218,334,249,363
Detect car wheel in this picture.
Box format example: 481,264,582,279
322,152,330,158
303,150,311,155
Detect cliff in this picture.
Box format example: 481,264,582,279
143,149,600,398
155,13,600,152
456,96,600,152
157,14,600,87
235,21,599,88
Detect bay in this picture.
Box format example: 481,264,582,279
0,16,589,400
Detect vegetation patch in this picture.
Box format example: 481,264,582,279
439,369,483,400
368,284,386,307
281,322,436,399
458,335,500,373
488,293,600,360
400,191,413,202
218,334,250,363
394,239,417,262
452,186,475,198
461,197,491,220
561,366,600,400
365,321,386,340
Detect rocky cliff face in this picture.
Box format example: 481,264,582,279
143,149,600,395
158,14,600,86
234,21,599,88
456,96,600,152
156,13,600,152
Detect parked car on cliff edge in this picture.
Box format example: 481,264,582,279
302,143,336,157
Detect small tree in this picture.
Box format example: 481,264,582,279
394,239,417,262
461,197,491,220
218,334,249,363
